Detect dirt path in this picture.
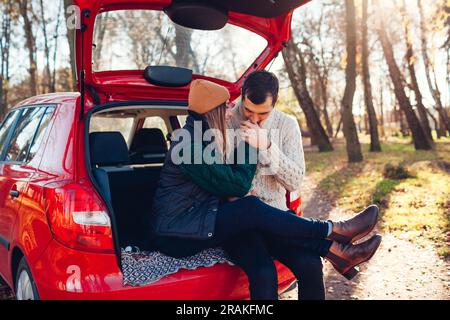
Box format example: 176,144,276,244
280,176,450,300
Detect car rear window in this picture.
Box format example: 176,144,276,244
92,10,268,83
0,110,20,157
5,107,47,163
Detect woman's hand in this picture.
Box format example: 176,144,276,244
239,121,271,150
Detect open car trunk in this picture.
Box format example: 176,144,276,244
87,102,239,286
87,102,184,251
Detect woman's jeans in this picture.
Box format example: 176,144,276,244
154,196,333,299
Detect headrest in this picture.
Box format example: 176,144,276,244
89,132,129,167
130,128,168,154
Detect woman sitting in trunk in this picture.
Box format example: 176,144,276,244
150,79,382,300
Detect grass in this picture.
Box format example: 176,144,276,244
304,135,450,259
371,178,401,207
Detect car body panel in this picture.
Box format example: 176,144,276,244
31,99,79,182
0,164,29,279
33,239,295,300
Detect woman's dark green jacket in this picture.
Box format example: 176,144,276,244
150,111,257,240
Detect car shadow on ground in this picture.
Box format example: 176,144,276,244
0,277,13,300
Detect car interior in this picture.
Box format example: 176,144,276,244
89,106,187,251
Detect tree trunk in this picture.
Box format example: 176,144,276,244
39,0,52,93
378,78,385,137
425,108,441,139
334,115,343,138
364,114,369,134
393,102,399,133
362,0,381,151
322,99,334,138
93,11,109,70
446,36,449,105
439,114,448,137
51,1,64,93
400,0,433,143
310,129,318,146
399,109,409,137
0,0,12,118
316,66,334,137
64,0,77,91
282,40,333,152
417,0,450,136
305,43,334,137
341,0,363,162
405,43,434,141
175,25,199,70
310,76,323,147
19,0,37,97
377,10,432,150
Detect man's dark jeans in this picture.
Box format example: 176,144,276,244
154,196,333,299
223,232,331,300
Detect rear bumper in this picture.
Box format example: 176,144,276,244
32,240,295,300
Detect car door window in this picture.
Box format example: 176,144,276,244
26,107,55,162
5,107,46,163
0,110,20,157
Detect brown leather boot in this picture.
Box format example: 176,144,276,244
327,205,379,244
325,234,382,280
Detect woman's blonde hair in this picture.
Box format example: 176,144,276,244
203,102,228,159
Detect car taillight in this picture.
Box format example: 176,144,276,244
45,183,114,253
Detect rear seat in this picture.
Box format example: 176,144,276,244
129,128,168,164
89,131,162,250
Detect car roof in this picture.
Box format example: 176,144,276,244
12,92,80,109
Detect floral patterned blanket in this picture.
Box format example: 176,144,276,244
121,247,233,287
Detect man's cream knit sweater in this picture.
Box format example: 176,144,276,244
230,103,306,210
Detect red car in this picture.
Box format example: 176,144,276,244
0,0,308,300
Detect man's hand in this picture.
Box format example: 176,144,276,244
240,121,271,150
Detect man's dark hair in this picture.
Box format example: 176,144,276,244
242,70,279,106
